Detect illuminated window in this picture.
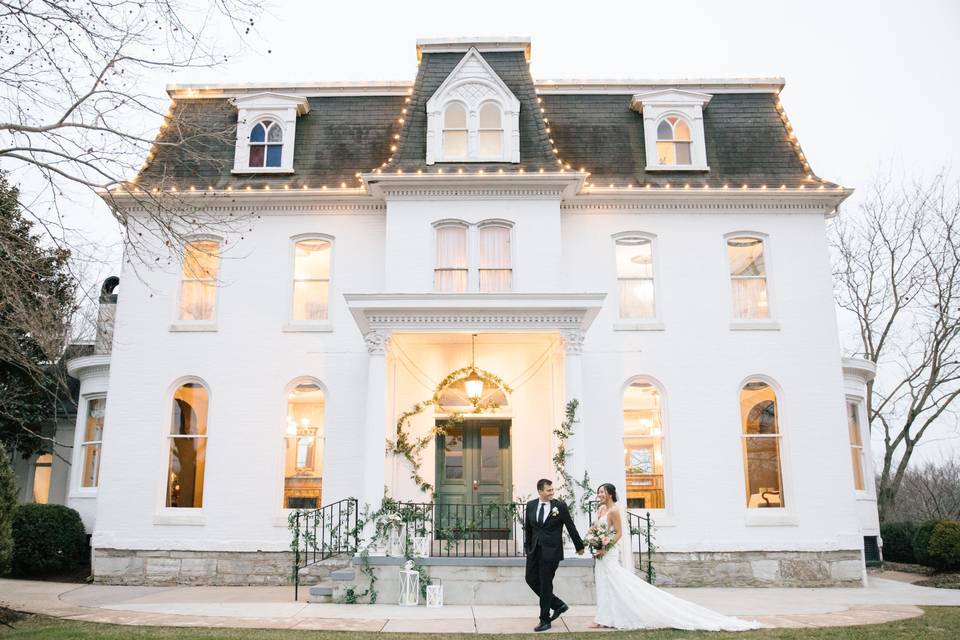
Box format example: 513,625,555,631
81,397,106,487
435,223,468,293
623,381,665,509
478,223,511,293
179,239,219,321
727,237,770,319
740,380,785,508
283,382,325,509
292,238,331,321
166,382,208,508
615,236,656,319
655,116,692,165
32,454,52,504
847,401,865,491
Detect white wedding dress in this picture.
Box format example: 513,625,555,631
593,512,762,631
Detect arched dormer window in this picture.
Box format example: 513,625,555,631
249,120,283,168
656,116,692,165
442,103,468,157
425,48,520,164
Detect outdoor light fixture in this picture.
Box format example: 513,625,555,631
464,334,485,402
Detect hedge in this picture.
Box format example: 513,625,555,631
880,521,918,563
927,520,960,571
11,503,88,576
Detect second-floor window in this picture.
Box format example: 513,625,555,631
615,235,656,319
179,239,219,321
292,238,331,321
478,224,511,293
727,236,770,320
435,223,468,293
434,221,512,293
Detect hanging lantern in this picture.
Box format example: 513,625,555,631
464,334,485,403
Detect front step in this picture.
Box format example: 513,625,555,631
307,567,357,603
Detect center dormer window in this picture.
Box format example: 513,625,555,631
443,104,468,157
631,89,712,172
656,116,692,165
249,120,284,168
478,103,503,156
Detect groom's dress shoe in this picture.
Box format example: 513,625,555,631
550,603,569,621
534,621,551,632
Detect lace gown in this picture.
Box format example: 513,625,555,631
593,512,762,631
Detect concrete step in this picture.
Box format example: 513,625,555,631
307,583,334,604
330,568,355,581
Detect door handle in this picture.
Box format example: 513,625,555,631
473,480,479,491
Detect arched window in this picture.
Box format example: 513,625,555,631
179,239,219,321
81,397,106,488
435,222,468,293
478,223,511,292
248,120,283,168
283,381,325,509
478,103,503,156
727,236,770,319
623,380,666,509
655,116,692,165
167,382,209,508
740,380,785,508
292,238,331,321
442,104,468,157
615,236,656,319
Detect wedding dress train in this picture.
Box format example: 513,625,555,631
593,513,762,631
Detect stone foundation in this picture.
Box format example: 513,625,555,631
93,548,345,586
648,550,865,587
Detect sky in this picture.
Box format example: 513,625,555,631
30,0,960,465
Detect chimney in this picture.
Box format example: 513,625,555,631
95,276,119,355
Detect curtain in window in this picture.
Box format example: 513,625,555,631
435,225,468,292
728,238,769,319
179,240,219,321
292,239,331,321
479,225,511,292
615,238,655,319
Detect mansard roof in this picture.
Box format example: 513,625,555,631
133,43,837,192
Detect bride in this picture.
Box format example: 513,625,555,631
589,483,762,631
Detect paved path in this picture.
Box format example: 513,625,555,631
2,575,959,633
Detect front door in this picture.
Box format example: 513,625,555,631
435,419,512,538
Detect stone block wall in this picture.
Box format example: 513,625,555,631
648,550,865,587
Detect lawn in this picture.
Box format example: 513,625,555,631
0,607,958,639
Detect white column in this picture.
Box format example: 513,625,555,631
361,329,391,551
560,329,589,534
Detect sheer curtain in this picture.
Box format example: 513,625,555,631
435,225,468,292
727,238,769,319
479,225,511,292
615,238,655,319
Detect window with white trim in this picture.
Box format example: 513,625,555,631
80,397,106,488
740,380,785,509
166,381,209,508
727,236,770,320
434,220,513,293
230,92,308,174
291,238,331,321
847,400,866,491
248,119,284,168
615,236,656,319
283,381,325,509
631,89,711,171
656,116,692,166
442,103,468,158
478,103,503,157
623,380,666,509
179,239,219,322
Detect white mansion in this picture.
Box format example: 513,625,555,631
37,37,882,594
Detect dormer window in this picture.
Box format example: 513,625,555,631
248,120,284,168
230,92,309,174
656,116,692,165
631,89,711,171
426,48,520,164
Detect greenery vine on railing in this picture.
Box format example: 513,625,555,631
552,399,594,514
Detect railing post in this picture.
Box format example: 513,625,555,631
646,511,653,584
293,510,301,601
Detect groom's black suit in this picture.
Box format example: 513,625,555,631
524,498,585,623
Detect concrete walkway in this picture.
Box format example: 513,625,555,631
2,575,959,633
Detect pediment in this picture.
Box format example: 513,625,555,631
426,48,520,114
630,89,712,111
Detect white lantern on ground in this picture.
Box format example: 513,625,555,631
398,560,419,606
426,579,443,608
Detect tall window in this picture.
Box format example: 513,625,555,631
435,223,468,293
442,103,468,157
623,381,666,509
847,401,866,491
292,238,331,321
478,103,503,156
179,239,219,321
479,224,511,293
81,397,106,488
167,382,209,508
32,454,52,503
656,116,692,165
727,237,770,320
249,119,283,168
740,380,785,508
283,382,325,509
615,236,656,319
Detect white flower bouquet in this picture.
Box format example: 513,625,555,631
584,521,616,558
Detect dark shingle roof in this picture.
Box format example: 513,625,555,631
135,50,828,190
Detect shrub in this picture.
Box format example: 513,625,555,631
11,503,88,576
880,521,919,563
0,443,16,574
927,520,960,571
912,519,941,568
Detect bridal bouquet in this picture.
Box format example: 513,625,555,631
584,521,616,558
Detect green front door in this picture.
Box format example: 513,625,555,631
435,420,512,538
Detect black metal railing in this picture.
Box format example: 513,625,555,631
587,504,655,584
396,502,526,557
291,498,358,601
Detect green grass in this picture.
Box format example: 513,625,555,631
0,607,958,639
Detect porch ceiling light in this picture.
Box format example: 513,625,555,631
464,334,485,402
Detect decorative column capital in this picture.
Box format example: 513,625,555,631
559,329,586,355
364,329,393,355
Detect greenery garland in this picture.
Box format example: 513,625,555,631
552,399,594,514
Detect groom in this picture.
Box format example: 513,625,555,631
524,478,585,632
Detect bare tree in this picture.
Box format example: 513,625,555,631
878,453,960,522
833,173,960,521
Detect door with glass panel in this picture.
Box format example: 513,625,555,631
435,419,512,540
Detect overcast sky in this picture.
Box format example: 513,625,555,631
43,0,960,465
